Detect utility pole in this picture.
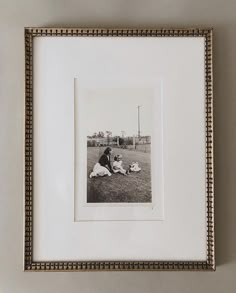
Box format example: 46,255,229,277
137,105,142,138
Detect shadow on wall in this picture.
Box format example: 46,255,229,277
213,25,236,266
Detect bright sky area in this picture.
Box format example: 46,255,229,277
84,88,154,137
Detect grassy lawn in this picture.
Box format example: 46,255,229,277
87,147,151,203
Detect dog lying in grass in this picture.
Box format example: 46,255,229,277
127,162,141,174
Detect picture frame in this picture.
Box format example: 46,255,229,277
24,27,214,271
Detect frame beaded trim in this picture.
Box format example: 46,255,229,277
24,27,215,271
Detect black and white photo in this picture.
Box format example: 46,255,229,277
85,88,153,203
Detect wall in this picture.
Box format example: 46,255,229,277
0,0,236,292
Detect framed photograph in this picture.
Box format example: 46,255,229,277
24,27,215,271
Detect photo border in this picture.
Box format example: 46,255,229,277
74,77,164,221
24,27,214,271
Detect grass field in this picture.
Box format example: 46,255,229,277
87,147,151,203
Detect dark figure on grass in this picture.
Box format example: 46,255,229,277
89,147,113,178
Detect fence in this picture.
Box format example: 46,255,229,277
87,136,151,153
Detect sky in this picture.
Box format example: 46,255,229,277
83,88,154,137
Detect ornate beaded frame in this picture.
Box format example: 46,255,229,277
24,27,214,271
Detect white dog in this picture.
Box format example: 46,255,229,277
128,162,141,172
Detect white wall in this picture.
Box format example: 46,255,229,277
0,0,236,292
